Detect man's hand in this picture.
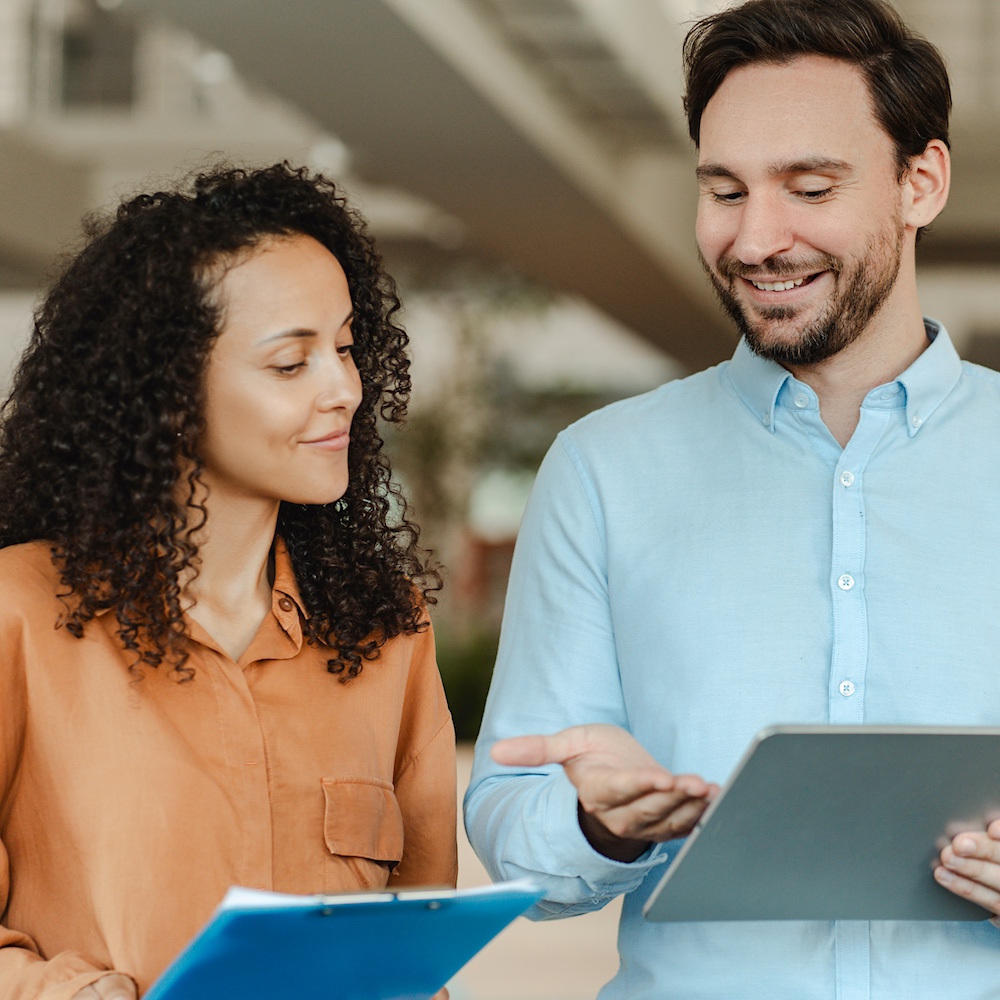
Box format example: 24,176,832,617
70,974,137,1000
934,818,1000,920
491,724,718,862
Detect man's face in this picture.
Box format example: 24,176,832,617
695,55,908,367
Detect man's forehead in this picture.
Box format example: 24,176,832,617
697,55,890,170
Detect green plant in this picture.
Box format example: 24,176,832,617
435,627,500,741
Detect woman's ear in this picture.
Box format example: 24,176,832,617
902,138,950,230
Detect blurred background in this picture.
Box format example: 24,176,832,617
0,1,997,995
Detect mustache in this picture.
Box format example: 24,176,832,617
715,253,842,280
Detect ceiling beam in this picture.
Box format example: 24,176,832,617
129,0,736,371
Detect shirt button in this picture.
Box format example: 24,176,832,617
839,471,855,487
911,415,923,428
278,596,294,612
762,413,771,427
839,680,856,697
837,574,855,591
793,393,809,409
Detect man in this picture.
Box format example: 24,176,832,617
464,1,1000,996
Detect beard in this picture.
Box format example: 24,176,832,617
700,220,905,367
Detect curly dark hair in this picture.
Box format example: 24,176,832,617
0,161,440,680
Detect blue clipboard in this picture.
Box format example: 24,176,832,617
145,879,543,1000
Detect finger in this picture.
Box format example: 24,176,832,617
950,833,1000,866
572,765,681,811
574,765,716,813
673,772,716,798
98,974,136,1000
643,794,713,838
934,865,1000,916
491,733,559,767
941,855,1000,892
940,839,1000,892
72,974,137,1000
492,726,611,768
587,788,711,843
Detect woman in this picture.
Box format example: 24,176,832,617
0,163,457,999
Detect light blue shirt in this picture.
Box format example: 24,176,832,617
465,321,1000,1000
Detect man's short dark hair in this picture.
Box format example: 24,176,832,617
683,0,951,175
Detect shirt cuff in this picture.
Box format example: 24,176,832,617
542,768,674,888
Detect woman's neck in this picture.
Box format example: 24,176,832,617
182,494,281,662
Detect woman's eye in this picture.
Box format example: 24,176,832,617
337,343,356,357
273,361,306,375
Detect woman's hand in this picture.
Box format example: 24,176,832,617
934,818,1000,921
70,973,137,1000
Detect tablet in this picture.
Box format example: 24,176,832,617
643,725,1000,922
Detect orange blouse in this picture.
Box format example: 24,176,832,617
0,540,457,999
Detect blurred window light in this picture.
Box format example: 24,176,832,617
60,0,135,108
467,468,536,544
308,137,352,178
191,49,233,88
28,0,136,111
0,1,27,124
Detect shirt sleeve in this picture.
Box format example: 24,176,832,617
391,621,458,889
463,434,672,918
0,593,126,1000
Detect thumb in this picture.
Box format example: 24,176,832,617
83,974,138,1000
491,734,553,766
492,728,590,767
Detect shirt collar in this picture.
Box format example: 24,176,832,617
183,536,306,660
725,317,961,437
268,536,307,647
271,536,307,619
725,337,793,433
892,318,963,437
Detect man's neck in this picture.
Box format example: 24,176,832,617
784,303,930,448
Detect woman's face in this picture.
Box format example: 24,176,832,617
198,233,363,511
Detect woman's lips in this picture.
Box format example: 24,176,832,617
301,428,351,450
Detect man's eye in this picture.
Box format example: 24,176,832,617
799,188,833,201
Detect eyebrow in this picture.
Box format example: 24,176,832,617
696,157,854,182
257,310,355,346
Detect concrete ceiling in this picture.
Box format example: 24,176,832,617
124,0,736,371
31,0,1000,370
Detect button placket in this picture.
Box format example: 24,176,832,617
828,409,890,723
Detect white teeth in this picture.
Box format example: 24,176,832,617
750,277,805,291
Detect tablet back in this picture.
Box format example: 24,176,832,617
643,726,1000,922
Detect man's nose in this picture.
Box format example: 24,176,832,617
731,193,795,266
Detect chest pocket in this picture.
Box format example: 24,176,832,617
321,777,405,892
